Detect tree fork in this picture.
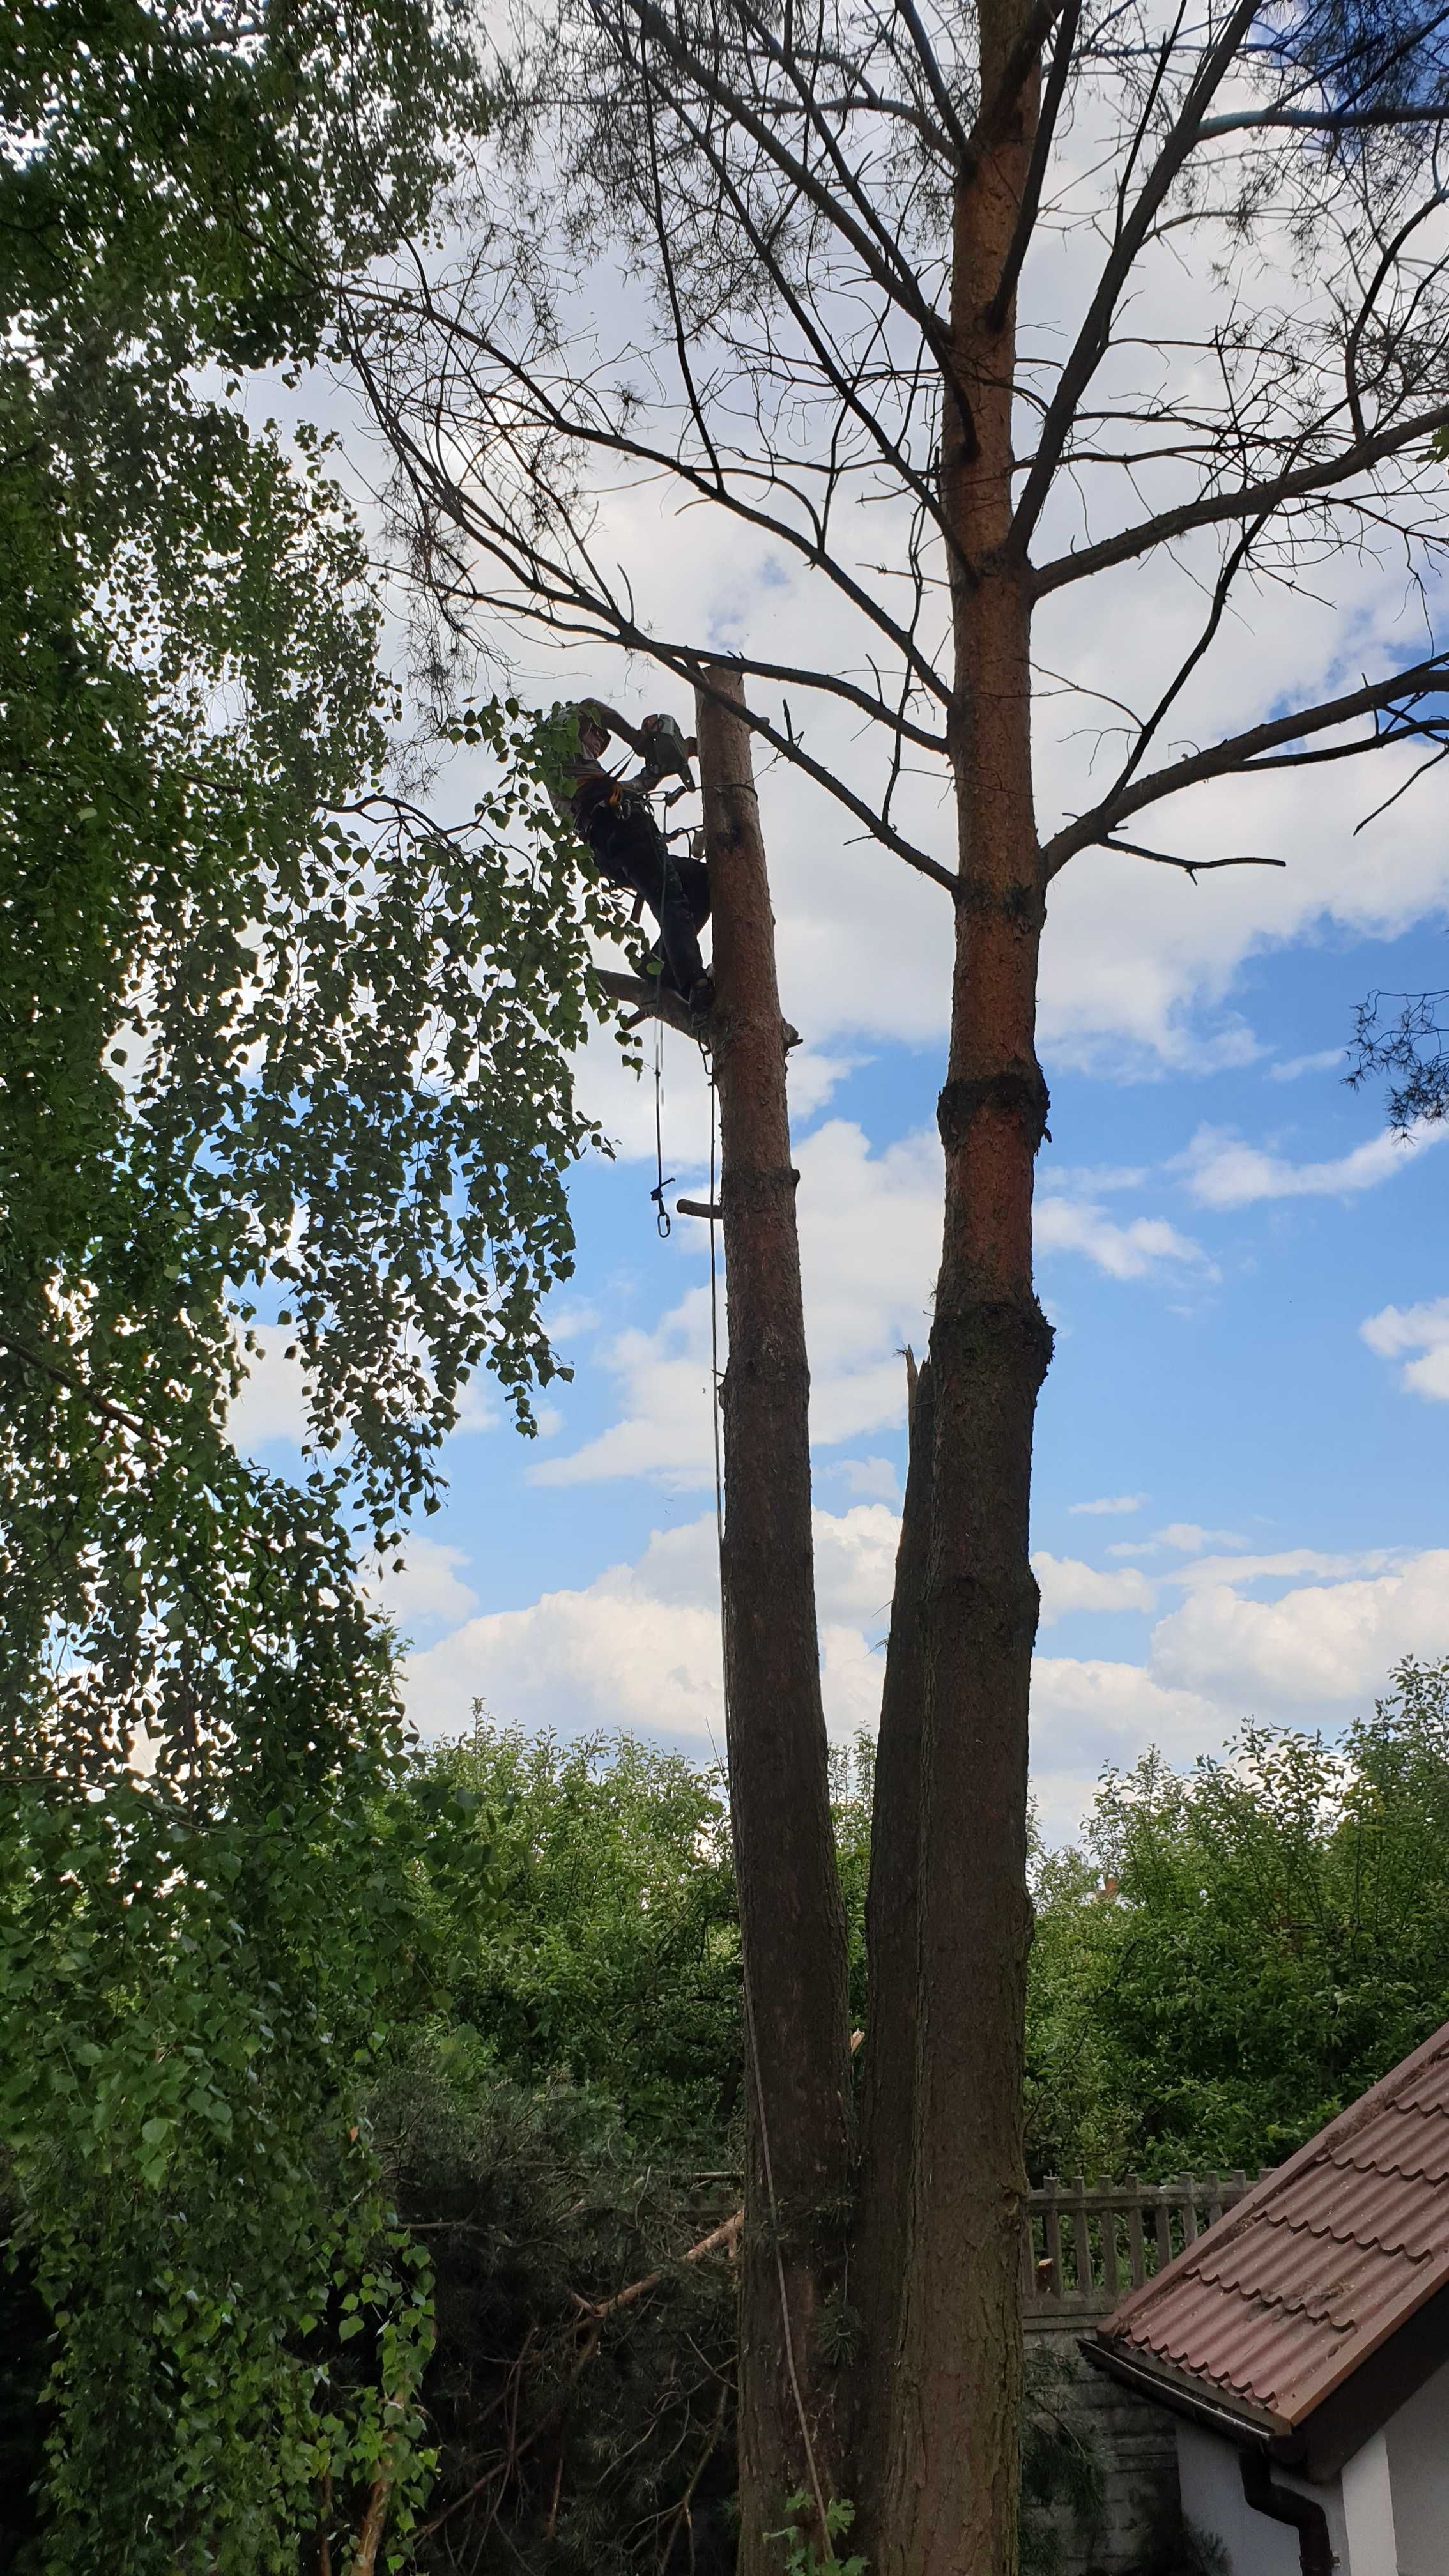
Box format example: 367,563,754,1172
694,667,854,2572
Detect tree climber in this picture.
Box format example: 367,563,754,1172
557,702,714,1020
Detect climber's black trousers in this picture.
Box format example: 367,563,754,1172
585,807,711,996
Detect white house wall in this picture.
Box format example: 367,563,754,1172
1174,2425,1349,2576
1343,2432,1399,2576
1383,2356,1449,2576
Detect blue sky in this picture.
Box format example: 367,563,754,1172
229,123,1449,1842
236,841,1449,1843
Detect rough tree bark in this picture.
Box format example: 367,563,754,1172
880,5,1054,2568
854,1354,933,2552
694,667,854,2573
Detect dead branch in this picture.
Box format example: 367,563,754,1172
659,2382,731,2572
576,2209,746,2326
1032,401,1449,597
1009,0,1262,557
1099,839,1289,878
1043,651,1449,875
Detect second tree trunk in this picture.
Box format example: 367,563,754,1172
695,668,854,2575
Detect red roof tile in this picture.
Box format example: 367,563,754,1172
1094,2019,1449,2432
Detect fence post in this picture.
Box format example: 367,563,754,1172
1101,2181,1120,2304
1125,2176,1146,2289
1070,2174,1091,2301
1043,2176,1062,2301
1020,2170,1269,2321
1154,2184,1172,2271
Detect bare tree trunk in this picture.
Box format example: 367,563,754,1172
853,1356,933,2553
694,667,854,2573
882,6,1052,2569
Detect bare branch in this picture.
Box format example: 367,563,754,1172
1354,740,1449,832
620,0,956,370
1197,101,1449,139
349,276,954,704
1092,516,1264,806
1098,836,1288,878
1033,402,1449,595
1009,0,1261,556
1044,652,1449,875
891,0,976,167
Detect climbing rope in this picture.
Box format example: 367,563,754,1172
702,1053,832,2550
649,1009,674,1238
636,937,831,2546
708,1061,724,1580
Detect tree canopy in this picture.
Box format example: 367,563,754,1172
1027,1660,1449,2181
0,0,629,1777
0,7,633,2562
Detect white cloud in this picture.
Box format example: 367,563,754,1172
1360,1297,1449,1404
399,1501,1176,1825
400,1491,1449,1844
540,369,1449,1083
1036,1195,1211,1279
830,1456,901,1501
1029,1546,1447,1838
401,1503,898,1748
542,1298,603,1340
1032,1554,1158,1624
1179,1119,1444,1209
405,1561,726,1751
1162,1546,1397,1591
788,1122,942,1445
572,1018,854,1170
1029,1659,1225,1845
811,1501,900,1629
529,1288,721,1489
532,1121,940,1487
1149,1551,1449,1706
229,1322,504,1462
1110,1521,1248,1557
788,1050,867,1120
364,1540,480,1635
227,1323,309,1452
1069,1492,1148,1517
454,1377,503,1434
1269,1048,1347,1084
303,91,1449,1088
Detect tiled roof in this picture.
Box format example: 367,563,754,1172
1094,2020,1449,2434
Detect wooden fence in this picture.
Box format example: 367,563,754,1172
1022,2169,1264,2326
